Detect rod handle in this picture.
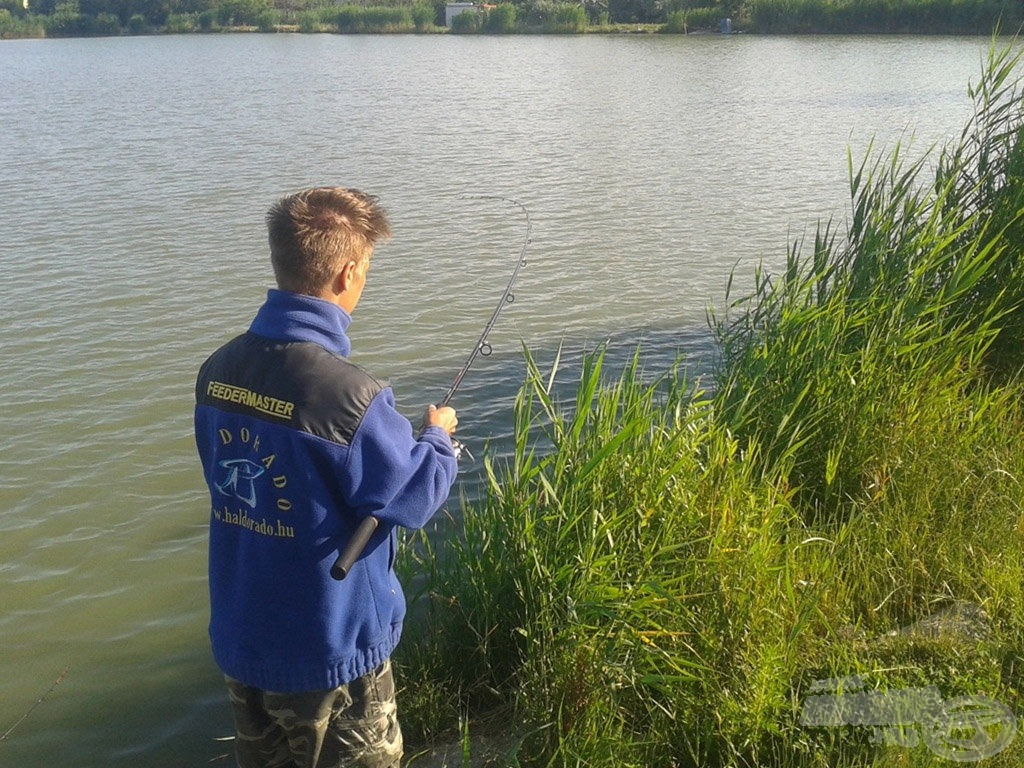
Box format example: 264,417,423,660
331,516,379,580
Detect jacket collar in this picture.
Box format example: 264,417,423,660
249,289,352,357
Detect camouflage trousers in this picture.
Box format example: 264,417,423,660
225,660,403,768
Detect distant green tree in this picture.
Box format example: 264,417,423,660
663,4,717,29
126,11,149,29
483,2,515,31
173,0,216,15
27,0,56,15
78,0,113,17
516,0,588,28
608,0,665,22
0,7,46,34
197,7,218,28
165,10,198,29
46,0,85,34
548,2,585,29
254,5,277,28
517,0,553,26
580,0,607,23
91,9,119,29
296,7,318,29
411,1,433,30
449,6,480,31
133,0,171,25
662,7,685,28
217,0,271,25
430,0,444,25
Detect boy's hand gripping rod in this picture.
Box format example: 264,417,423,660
331,197,532,580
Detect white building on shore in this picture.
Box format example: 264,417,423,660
444,2,479,26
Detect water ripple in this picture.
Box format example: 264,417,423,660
0,33,990,766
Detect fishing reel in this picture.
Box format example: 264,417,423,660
451,438,473,462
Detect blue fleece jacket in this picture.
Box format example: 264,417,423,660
194,290,458,692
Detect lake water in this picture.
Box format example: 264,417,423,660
0,32,996,765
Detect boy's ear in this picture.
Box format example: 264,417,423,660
332,260,358,294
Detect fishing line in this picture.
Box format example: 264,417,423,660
0,665,70,743
331,195,532,580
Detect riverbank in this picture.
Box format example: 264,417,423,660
395,41,1024,766
2,0,1020,40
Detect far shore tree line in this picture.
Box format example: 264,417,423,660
1,0,1020,37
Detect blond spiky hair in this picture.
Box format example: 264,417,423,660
266,187,392,296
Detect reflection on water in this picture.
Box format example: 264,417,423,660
433,321,719,503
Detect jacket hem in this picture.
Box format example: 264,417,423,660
214,623,402,694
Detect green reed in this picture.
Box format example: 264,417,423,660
746,0,1022,34
398,41,1024,768
326,5,420,33
713,42,1024,515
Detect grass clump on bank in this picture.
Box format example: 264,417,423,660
745,0,1023,34
397,42,1024,767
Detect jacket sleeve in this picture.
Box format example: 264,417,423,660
342,387,458,529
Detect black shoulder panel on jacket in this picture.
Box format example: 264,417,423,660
196,333,383,446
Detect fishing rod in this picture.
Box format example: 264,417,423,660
331,196,532,581
438,196,532,408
